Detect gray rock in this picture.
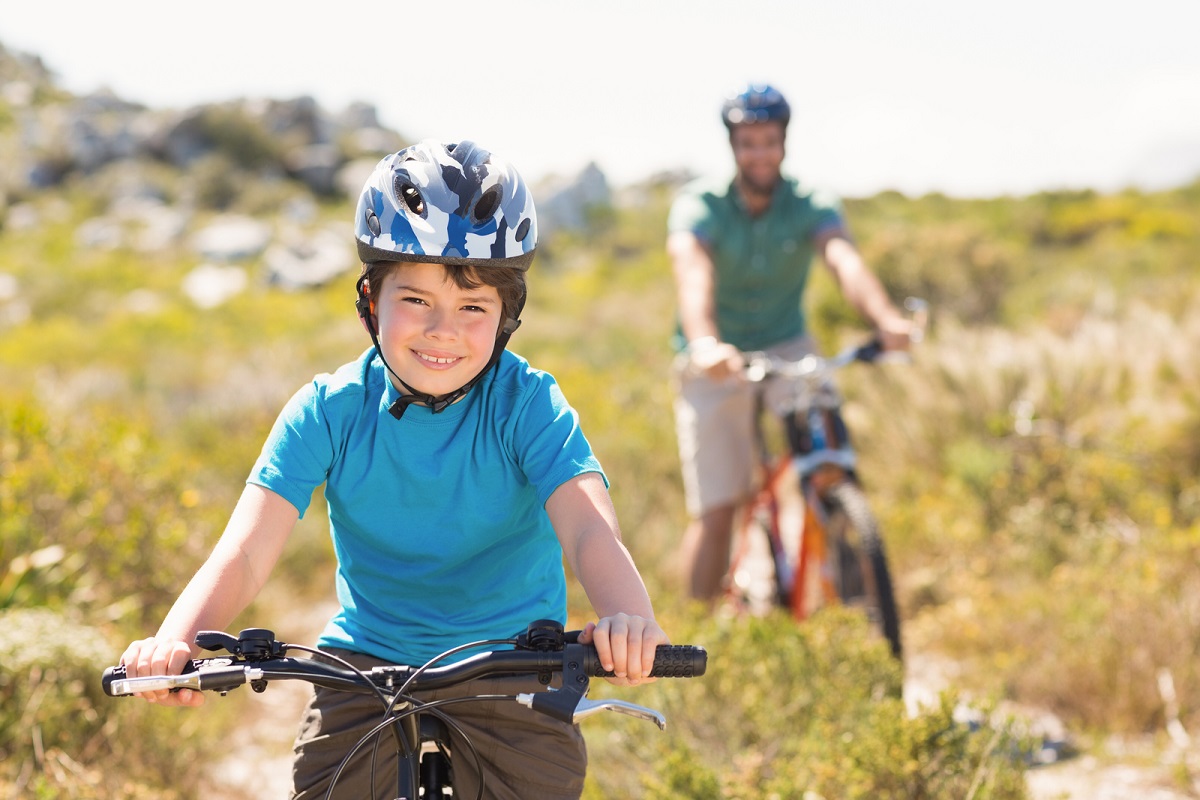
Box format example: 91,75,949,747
190,214,272,261
182,263,248,308
536,162,612,234
264,225,355,290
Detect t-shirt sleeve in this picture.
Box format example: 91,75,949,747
808,186,849,240
509,374,607,508
667,186,716,243
247,381,336,518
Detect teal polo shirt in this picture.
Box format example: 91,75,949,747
667,173,845,351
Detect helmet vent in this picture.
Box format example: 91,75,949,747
473,187,500,223
365,209,381,236
396,180,426,215
515,218,532,242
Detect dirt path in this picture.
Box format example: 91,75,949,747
206,596,337,800
903,650,1197,799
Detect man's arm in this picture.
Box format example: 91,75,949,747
667,230,742,377
667,230,719,343
815,229,912,350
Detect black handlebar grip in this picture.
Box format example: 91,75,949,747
101,665,125,696
101,658,201,696
585,645,707,679
855,338,885,363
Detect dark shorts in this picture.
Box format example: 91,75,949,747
290,648,588,800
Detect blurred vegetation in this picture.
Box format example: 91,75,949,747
2,165,1199,797
584,608,1029,799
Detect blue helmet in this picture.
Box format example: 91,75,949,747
355,139,537,271
721,84,791,130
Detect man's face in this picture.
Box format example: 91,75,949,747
730,121,786,195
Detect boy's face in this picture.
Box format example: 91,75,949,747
373,262,503,398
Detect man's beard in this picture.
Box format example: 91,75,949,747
738,171,778,200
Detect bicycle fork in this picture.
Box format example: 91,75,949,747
792,466,849,619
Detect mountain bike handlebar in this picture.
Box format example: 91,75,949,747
102,621,707,729
743,297,928,383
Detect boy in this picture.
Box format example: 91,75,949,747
120,140,668,799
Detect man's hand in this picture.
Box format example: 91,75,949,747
875,314,915,352
687,336,745,380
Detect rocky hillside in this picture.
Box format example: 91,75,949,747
0,40,615,303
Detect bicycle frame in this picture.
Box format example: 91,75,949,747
731,397,854,621
727,302,924,658
727,336,906,656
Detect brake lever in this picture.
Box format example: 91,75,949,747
573,697,667,731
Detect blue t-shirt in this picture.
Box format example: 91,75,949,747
248,347,605,667
667,173,846,351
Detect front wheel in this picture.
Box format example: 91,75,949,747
821,481,902,660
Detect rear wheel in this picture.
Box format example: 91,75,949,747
821,481,902,660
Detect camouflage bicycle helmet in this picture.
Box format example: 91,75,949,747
355,139,537,269
352,140,539,419
721,84,791,130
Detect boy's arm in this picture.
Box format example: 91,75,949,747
546,472,668,685
120,483,299,706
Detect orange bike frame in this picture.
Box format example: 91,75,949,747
730,455,849,620
791,463,848,619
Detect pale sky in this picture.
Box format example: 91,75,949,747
3,0,1199,197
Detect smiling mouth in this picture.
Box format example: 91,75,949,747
414,351,460,365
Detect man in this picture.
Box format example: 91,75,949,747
667,84,913,601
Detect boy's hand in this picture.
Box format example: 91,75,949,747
119,637,206,707
577,613,669,686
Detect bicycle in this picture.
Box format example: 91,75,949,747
103,619,707,800
724,299,928,660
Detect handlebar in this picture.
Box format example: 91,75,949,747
744,296,928,383
102,644,707,696
102,621,707,730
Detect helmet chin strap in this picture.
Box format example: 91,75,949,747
381,321,520,420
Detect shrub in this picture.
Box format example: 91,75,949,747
583,609,1029,799
0,608,225,799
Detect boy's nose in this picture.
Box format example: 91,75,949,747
425,309,457,338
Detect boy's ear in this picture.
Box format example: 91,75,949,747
355,276,377,336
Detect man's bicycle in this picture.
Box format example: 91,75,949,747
103,620,707,799
724,299,927,660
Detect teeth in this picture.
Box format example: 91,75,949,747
417,352,457,365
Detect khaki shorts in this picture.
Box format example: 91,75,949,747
291,648,587,800
672,335,818,517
